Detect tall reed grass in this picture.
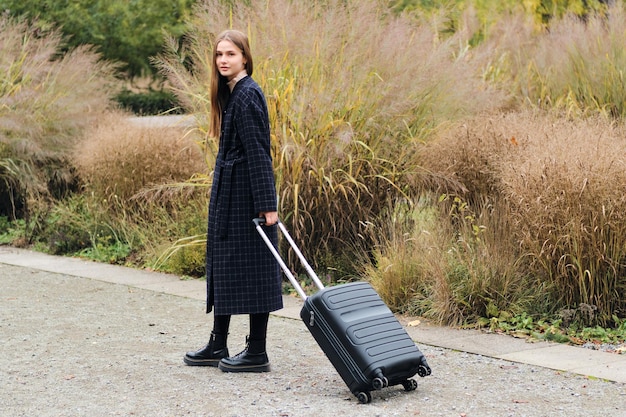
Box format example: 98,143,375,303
0,17,117,220
66,112,209,270
362,193,546,326
73,113,206,206
421,109,626,325
480,2,626,118
156,0,506,272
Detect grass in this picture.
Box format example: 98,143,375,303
478,2,626,118
362,195,546,327
0,17,118,221
421,109,626,326
68,113,209,269
157,0,507,274
158,1,626,330
72,113,206,205
0,216,25,245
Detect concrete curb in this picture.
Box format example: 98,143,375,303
1,246,624,384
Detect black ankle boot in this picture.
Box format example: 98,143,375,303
218,337,270,373
184,332,229,367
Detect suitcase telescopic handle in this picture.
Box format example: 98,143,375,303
253,217,325,300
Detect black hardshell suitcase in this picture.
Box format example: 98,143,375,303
254,218,431,404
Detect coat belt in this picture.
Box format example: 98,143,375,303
215,156,245,239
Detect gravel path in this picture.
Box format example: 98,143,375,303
1,264,625,417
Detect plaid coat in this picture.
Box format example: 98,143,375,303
205,76,283,316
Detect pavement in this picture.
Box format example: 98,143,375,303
1,246,625,385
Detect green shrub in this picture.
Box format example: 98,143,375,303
43,195,112,255
115,89,184,116
0,0,196,78
0,216,25,245
40,190,210,269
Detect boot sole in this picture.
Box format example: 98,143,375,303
183,356,221,367
218,362,271,373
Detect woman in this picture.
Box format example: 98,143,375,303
184,29,282,373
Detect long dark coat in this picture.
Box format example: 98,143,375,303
205,76,283,316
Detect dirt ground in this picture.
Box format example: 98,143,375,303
1,264,625,417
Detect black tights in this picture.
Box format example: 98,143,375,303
249,312,270,341
213,314,231,336
213,312,269,341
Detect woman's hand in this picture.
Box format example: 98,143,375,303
260,211,278,226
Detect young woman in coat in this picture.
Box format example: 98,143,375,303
184,29,283,373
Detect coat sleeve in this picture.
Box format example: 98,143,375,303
236,90,277,214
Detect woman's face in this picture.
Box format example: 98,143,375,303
216,40,247,81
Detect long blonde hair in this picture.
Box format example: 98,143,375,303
209,29,254,138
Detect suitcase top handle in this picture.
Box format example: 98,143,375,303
253,217,325,300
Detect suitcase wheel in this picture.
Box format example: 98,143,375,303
402,378,418,392
372,376,389,391
356,391,372,404
417,364,432,377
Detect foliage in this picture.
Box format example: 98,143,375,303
0,216,24,245
391,0,610,24
485,312,626,350
533,6,626,118
115,89,184,116
34,184,209,269
4,0,626,334
0,15,211,273
520,0,610,25
0,0,196,78
281,272,334,298
478,3,626,119
40,194,137,263
361,202,436,314
79,240,131,264
153,234,207,277
68,112,209,270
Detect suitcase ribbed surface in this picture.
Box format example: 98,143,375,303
301,282,424,392
321,283,419,359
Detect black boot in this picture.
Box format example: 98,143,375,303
218,337,270,373
184,332,229,367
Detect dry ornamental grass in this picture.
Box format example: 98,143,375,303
73,113,206,205
422,110,626,325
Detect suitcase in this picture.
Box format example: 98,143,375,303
254,218,431,404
